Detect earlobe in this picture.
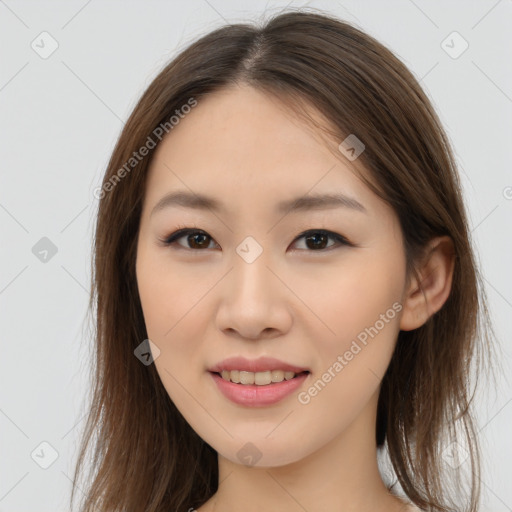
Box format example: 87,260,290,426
399,236,455,331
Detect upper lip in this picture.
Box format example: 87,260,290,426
208,356,309,374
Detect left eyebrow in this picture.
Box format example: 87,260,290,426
276,192,367,214
150,190,367,217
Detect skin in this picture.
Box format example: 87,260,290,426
135,84,454,512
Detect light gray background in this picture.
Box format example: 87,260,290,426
1,1,511,511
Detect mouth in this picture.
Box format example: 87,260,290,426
210,369,310,386
209,370,310,407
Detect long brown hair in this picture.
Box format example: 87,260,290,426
71,8,497,512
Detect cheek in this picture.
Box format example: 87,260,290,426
301,252,404,346
299,289,402,442
137,271,220,449
136,244,221,393
305,248,405,398
136,244,203,339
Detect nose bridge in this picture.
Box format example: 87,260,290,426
230,234,273,302
221,236,281,314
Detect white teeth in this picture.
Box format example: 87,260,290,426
239,371,255,385
219,369,300,385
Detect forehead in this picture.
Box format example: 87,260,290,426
144,85,379,218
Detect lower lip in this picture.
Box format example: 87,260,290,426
209,371,309,407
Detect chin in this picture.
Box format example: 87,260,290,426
209,433,313,468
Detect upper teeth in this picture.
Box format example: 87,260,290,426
220,370,298,385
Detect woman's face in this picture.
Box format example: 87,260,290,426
136,84,408,467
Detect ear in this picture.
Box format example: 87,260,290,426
399,236,456,331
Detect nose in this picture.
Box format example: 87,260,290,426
215,249,293,341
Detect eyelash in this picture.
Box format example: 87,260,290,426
159,224,353,253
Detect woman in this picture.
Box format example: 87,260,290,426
72,9,495,512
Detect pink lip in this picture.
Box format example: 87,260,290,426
208,356,309,374
210,371,309,407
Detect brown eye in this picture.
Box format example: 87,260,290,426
164,229,217,250
184,232,211,249
300,232,330,250
291,230,351,251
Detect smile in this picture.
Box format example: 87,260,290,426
209,371,310,407
219,369,308,385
